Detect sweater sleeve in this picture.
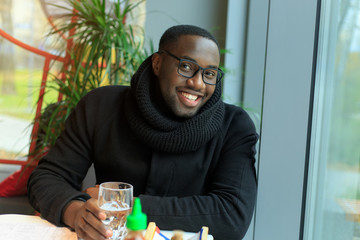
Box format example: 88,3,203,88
139,107,258,240
27,90,98,226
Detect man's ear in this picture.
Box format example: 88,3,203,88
152,53,161,76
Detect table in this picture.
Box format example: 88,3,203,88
0,214,76,240
0,214,214,240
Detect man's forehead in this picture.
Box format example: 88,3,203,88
168,36,219,55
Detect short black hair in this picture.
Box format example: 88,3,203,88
159,25,219,51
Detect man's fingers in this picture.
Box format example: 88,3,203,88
84,198,104,220
77,208,111,240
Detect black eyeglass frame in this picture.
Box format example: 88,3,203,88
158,50,224,85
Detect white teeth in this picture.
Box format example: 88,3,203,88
182,92,198,101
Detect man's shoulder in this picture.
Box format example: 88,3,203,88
88,85,130,96
82,85,130,102
223,102,248,118
222,102,257,133
75,86,131,113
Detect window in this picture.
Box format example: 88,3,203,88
0,0,48,161
304,0,360,239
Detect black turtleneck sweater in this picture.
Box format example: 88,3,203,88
27,57,258,240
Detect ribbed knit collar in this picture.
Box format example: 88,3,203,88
125,55,225,153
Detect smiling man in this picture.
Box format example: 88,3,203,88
28,25,258,240
153,34,220,118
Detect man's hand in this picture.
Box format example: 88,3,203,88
62,198,112,240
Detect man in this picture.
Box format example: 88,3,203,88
28,25,258,240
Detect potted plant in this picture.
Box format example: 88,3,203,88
29,0,151,166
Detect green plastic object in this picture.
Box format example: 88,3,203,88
126,198,147,230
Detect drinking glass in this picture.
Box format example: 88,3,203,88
98,182,133,240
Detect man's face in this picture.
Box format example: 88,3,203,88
152,35,220,118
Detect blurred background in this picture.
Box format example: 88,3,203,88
1,0,360,239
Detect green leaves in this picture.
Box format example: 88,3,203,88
32,0,149,155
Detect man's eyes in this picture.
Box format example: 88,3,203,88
180,61,195,71
204,69,218,79
179,60,218,79
204,70,216,76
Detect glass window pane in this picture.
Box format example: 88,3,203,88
0,0,60,162
305,0,360,239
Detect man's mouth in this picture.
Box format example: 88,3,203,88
181,92,199,101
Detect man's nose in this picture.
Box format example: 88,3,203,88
186,70,205,89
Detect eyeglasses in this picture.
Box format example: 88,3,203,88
158,50,224,85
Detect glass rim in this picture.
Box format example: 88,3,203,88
99,181,133,191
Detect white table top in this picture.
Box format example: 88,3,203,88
0,214,213,240
0,214,76,240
